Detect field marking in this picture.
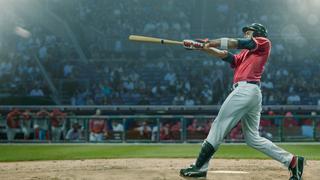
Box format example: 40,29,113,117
208,170,249,174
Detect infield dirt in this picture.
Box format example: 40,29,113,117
0,158,319,180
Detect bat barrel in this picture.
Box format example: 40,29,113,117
129,35,183,45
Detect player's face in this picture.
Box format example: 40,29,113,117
244,30,254,38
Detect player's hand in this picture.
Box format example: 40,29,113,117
195,38,209,44
196,38,210,50
183,40,204,50
202,42,211,50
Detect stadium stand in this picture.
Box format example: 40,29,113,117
0,1,319,143
0,0,319,106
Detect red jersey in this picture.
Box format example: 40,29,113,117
37,110,49,118
89,119,106,133
232,37,271,83
22,111,32,121
50,110,65,127
7,110,21,128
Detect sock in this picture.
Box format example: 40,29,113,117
289,156,297,169
195,140,215,168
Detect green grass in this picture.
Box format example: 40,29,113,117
0,144,319,162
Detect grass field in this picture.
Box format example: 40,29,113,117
0,143,319,162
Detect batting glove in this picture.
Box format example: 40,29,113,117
195,38,209,44
183,40,204,50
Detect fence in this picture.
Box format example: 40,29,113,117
1,115,319,143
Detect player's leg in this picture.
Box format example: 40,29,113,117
39,129,44,140
51,127,57,141
180,85,257,177
241,109,293,165
241,101,305,179
89,132,96,142
6,128,15,141
57,127,63,140
40,129,47,140
54,127,60,140
22,127,29,139
97,133,104,142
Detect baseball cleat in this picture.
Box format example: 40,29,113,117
288,156,306,180
180,164,207,179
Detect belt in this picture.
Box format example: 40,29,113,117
233,81,261,88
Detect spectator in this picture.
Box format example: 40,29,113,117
204,119,213,135
287,93,301,105
187,119,203,133
50,109,66,141
135,121,152,137
110,120,124,140
160,123,170,140
89,109,107,142
6,109,21,141
21,109,33,140
65,121,83,141
29,86,45,97
283,112,299,127
260,116,273,127
38,46,47,59
267,110,283,126
185,95,195,106
301,111,317,138
172,93,185,105
170,121,181,139
151,124,158,142
111,120,124,132
34,108,50,140
63,64,73,77
229,123,243,141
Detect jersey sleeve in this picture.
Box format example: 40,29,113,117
221,52,235,65
237,38,257,50
250,37,271,55
231,52,243,69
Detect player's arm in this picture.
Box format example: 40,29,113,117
205,38,257,50
201,47,235,65
183,38,256,50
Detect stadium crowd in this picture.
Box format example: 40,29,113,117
0,0,320,106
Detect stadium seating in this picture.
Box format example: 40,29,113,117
0,0,320,106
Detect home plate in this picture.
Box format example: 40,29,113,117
208,170,249,174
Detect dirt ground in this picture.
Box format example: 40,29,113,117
0,158,319,180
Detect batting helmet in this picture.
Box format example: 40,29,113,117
242,23,268,37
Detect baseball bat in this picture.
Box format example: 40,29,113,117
129,35,183,45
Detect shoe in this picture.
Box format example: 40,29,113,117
180,164,207,179
289,156,306,180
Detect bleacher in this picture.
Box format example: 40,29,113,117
1,0,320,106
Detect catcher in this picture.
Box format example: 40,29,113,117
180,23,305,180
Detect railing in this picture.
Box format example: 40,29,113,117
1,115,319,143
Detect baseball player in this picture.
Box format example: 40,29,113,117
180,23,305,180
50,108,66,141
6,108,21,141
89,109,108,142
21,109,33,140
34,108,50,140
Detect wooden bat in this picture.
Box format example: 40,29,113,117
129,35,183,45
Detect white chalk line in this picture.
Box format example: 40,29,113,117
208,170,249,174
